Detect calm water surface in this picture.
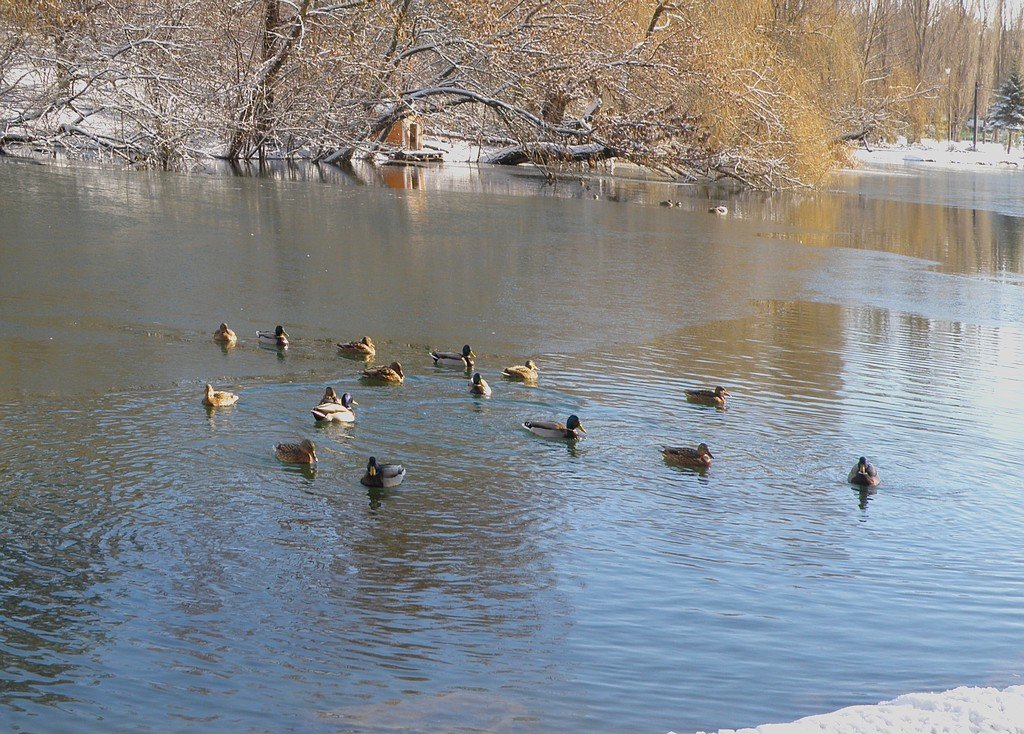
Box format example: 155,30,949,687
1,158,1023,733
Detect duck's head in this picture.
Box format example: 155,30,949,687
219,322,230,331
366,456,378,476
525,359,538,370
204,383,214,395
322,387,338,402
361,336,374,347
857,456,869,472
275,325,287,337
389,362,404,376
698,443,714,458
301,439,317,461
472,373,484,386
715,386,729,397
566,414,586,433
341,392,356,408
462,344,474,359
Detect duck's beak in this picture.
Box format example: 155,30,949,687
578,424,587,433
706,450,715,458
351,400,359,406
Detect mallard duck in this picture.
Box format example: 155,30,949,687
202,383,238,407
685,386,729,407
502,359,538,382
213,322,237,344
311,389,357,422
662,443,714,468
848,456,880,487
709,205,728,215
659,200,678,207
469,372,492,396
360,456,406,488
523,414,586,439
337,336,375,357
256,325,289,348
430,344,475,369
275,439,317,464
361,361,404,384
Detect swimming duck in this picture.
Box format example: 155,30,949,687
275,439,317,464
361,361,404,384
337,336,375,357
430,344,475,369
662,443,714,468
202,383,238,407
213,322,237,344
257,325,289,348
469,372,492,396
523,414,586,439
311,389,357,422
848,456,880,487
360,456,406,488
709,205,728,215
502,359,538,382
685,386,729,407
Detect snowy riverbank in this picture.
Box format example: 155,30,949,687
852,137,1024,172
689,685,1024,733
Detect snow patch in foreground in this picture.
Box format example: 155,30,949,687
688,685,1024,734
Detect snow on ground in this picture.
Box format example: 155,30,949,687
686,685,1024,734
853,137,1024,172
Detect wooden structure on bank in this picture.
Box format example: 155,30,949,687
382,116,443,163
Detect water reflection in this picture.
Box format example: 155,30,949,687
2,159,1024,733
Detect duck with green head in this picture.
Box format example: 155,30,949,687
523,414,586,439
430,344,475,369
848,457,880,487
469,372,492,396
311,388,357,422
360,456,406,488
257,325,289,348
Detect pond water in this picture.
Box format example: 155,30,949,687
1,157,1023,733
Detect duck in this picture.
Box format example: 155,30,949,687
360,456,407,488
256,325,289,348
848,456,880,487
311,388,357,422
275,439,317,464
659,200,678,207
502,359,538,382
685,386,729,407
662,442,714,468
469,372,492,396
523,414,586,439
361,361,404,384
430,344,475,369
202,383,238,407
709,205,728,215
212,322,237,344
337,336,375,357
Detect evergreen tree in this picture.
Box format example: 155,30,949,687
986,71,1024,153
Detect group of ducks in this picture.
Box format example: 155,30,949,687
207,322,881,488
